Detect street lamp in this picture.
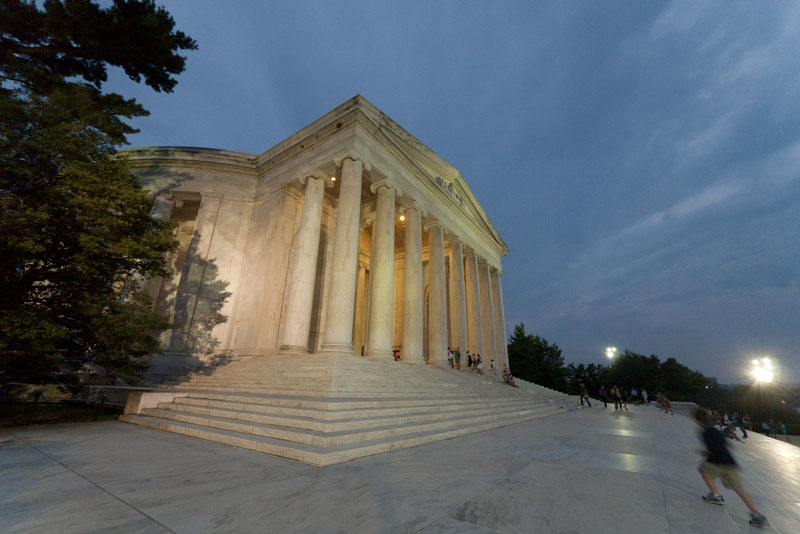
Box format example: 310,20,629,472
605,346,618,359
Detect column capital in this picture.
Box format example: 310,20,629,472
423,219,446,233
369,178,401,198
445,235,463,249
297,167,334,188
400,201,426,218
462,246,476,259
477,257,488,267
335,150,372,172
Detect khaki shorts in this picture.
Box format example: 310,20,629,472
699,461,742,491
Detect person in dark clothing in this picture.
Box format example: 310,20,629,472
693,408,767,528
579,382,592,407
599,385,608,407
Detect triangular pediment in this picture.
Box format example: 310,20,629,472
353,96,508,255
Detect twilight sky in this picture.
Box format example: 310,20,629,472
107,1,800,384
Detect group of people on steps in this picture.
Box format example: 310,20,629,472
445,347,519,387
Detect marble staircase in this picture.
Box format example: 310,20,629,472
121,354,580,466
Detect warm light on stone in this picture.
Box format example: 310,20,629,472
124,95,509,379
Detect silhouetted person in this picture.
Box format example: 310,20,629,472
693,408,767,528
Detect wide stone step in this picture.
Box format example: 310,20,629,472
172,395,542,420
138,402,559,447
156,396,549,432
180,391,544,409
171,385,565,398
120,404,570,466
170,383,561,399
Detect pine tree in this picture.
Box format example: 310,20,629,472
1,0,197,388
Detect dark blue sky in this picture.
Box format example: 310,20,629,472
109,1,800,383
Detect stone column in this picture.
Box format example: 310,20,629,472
321,153,368,354
463,249,484,357
446,238,468,358
280,171,328,353
426,221,448,365
169,192,223,352
365,180,399,359
401,202,425,364
478,258,497,368
491,268,509,370
352,260,368,356
144,192,177,303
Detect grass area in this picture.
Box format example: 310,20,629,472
0,402,121,427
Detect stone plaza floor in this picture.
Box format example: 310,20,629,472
2,403,798,533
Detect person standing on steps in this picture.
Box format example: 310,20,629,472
447,347,454,368
490,358,496,375
642,388,649,405
466,350,473,370
693,408,767,528
476,355,485,375
472,354,481,373
579,382,592,407
454,347,461,369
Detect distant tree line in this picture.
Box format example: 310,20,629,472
508,323,714,401
507,323,799,434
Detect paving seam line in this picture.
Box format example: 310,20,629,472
12,431,177,534
650,424,675,532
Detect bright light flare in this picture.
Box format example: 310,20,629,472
605,346,618,359
399,214,405,222
752,356,775,383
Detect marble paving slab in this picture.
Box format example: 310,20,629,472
1,404,798,533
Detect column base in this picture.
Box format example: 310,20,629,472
279,345,311,355
320,342,354,356
399,355,427,365
365,348,395,359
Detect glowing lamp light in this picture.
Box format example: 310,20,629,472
752,357,775,383
605,346,618,359
330,176,336,182
399,214,406,222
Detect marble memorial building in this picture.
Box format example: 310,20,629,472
129,96,510,381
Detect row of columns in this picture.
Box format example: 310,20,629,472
278,152,508,369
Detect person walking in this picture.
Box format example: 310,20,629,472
693,408,767,528
490,358,497,375
599,385,608,407
642,388,649,405
614,385,627,411
579,382,592,407
735,412,747,438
